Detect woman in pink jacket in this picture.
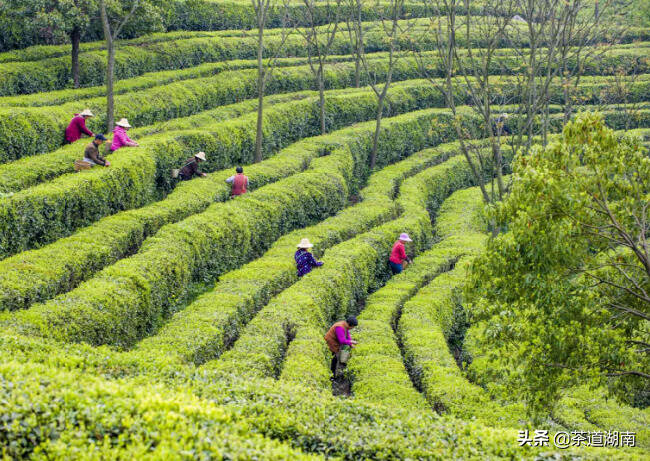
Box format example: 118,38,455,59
110,118,139,152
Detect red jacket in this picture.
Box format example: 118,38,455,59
231,173,248,196
389,240,407,264
65,115,93,143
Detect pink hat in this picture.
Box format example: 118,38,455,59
399,233,412,242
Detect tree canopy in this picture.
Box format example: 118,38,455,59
468,112,650,415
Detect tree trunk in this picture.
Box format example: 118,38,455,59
354,0,362,87
254,24,265,163
354,54,361,88
71,26,81,89
100,1,115,132
491,136,505,200
318,64,326,134
370,101,384,170
106,40,115,131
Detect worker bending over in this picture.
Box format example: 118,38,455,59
110,118,139,152
295,238,323,277
178,151,208,180
389,233,413,275
65,109,94,143
324,316,358,378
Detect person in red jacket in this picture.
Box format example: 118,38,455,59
65,109,94,143
225,166,249,197
389,233,412,275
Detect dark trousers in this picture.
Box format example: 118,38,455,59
389,261,403,275
330,353,338,375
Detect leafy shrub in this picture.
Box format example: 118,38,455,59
1,107,476,347
0,82,445,310
133,137,463,369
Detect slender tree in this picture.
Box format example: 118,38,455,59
252,0,293,162
99,0,140,131
351,0,413,169
556,1,631,124
418,0,630,206
292,0,342,134
417,0,517,204
504,0,623,151
344,0,364,88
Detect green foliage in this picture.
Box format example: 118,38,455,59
0,82,447,311
0,0,164,52
1,17,649,96
4,359,635,460
348,178,487,411
2,55,649,164
630,0,650,27
467,113,650,416
0,1,431,52
0,361,319,460
132,136,460,370
0,106,469,347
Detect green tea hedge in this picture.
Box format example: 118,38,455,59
0,361,319,460
347,161,490,411
0,82,445,310
1,107,467,347
0,56,440,161
277,149,501,390
2,44,647,108
0,91,314,194
3,57,649,164
3,360,633,460
396,188,524,427
0,82,442,259
207,136,495,385
2,16,648,96
131,137,465,369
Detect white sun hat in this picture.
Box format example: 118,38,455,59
79,109,94,117
297,238,314,249
115,118,132,128
398,233,412,242
195,151,207,161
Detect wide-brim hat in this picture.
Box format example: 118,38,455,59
399,233,412,242
80,109,94,117
195,151,207,161
116,118,131,128
297,238,314,249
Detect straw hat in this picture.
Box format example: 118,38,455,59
194,151,207,161
297,238,314,249
79,109,94,117
115,118,132,128
398,233,412,242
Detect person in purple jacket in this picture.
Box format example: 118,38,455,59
294,238,323,277
324,316,358,378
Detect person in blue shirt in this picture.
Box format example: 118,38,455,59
295,238,323,277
